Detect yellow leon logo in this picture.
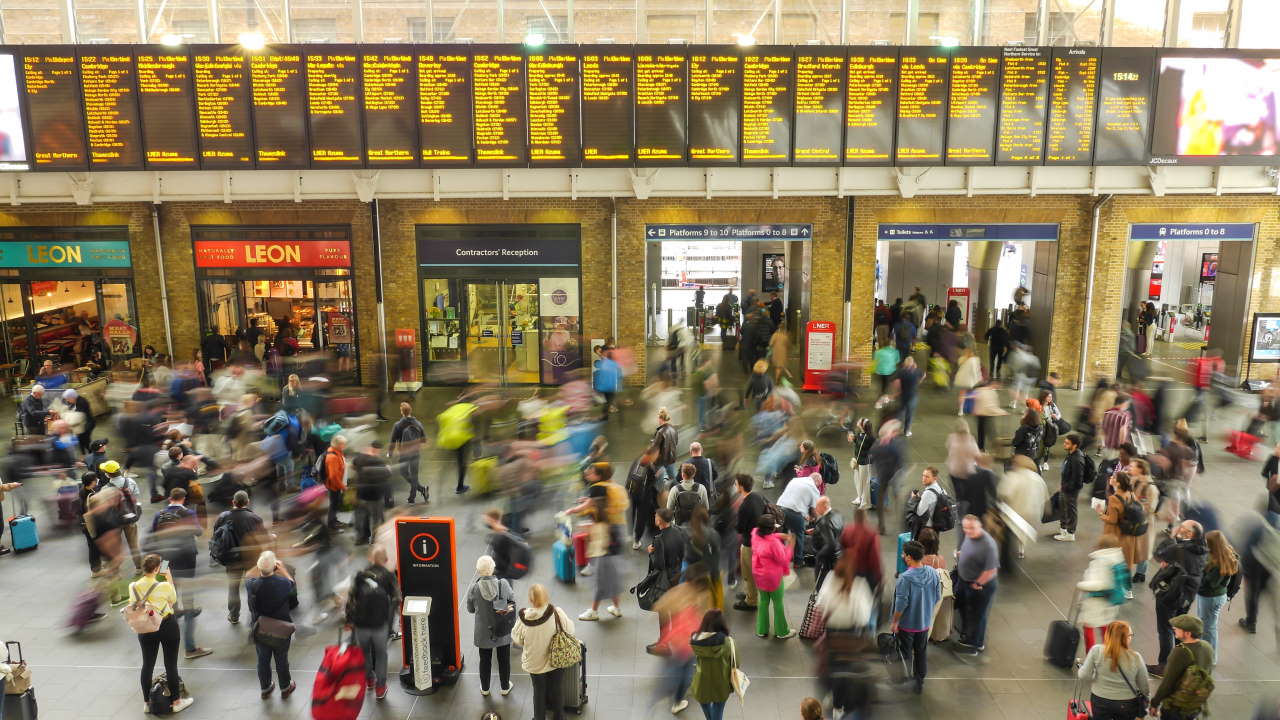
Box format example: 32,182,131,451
26,244,82,264
245,244,301,263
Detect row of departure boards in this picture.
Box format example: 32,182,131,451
17,44,1157,171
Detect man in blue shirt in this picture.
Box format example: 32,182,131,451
893,539,941,693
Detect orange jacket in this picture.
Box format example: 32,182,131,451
321,448,346,492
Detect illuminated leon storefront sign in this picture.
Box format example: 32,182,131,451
0,240,132,268
192,239,352,267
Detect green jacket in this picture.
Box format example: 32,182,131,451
1152,639,1215,710
688,632,734,704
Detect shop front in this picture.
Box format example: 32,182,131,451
0,226,139,378
417,224,582,385
192,226,359,378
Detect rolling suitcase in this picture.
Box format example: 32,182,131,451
2,688,36,720
1044,593,1081,669
895,532,911,576
469,457,498,495
560,641,588,714
65,589,105,633
4,641,36,720
553,540,576,584
876,632,909,684
8,515,37,553
572,531,589,569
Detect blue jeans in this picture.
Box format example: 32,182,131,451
902,393,918,433
1267,511,1280,531
699,701,726,720
956,577,997,649
782,508,806,567
178,586,198,652
1197,594,1228,654
255,638,292,690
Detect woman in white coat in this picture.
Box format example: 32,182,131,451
1076,535,1130,652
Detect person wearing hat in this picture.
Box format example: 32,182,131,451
100,460,145,572
1149,613,1215,719
83,438,109,477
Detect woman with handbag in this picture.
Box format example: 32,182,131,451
688,609,738,720
466,555,516,696
512,583,577,720
245,550,299,699
1077,620,1151,720
129,553,193,713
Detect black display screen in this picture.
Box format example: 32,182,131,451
418,50,472,167
79,47,143,170
741,48,793,165
945,48,999,165
471,47,526,166
635,47,687,166
688,48,740,165
361,49,417,167
1045,47,1100,165
306,48,363,168
845,48,897,165
1094,47,1155,165
526,47,580,167
793,48,845,165
20,48,88,170
996,46,1050,164
895,47,948,164
192,45,255,169
248,47,309,168
580,46,633,166
136,48,200,169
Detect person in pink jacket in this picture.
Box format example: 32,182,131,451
750,515,796,639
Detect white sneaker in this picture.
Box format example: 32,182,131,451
1124,589,1134,600
763,479,776,489
480,689,490,696
906,431,913,437
852,497,863,508
578,609,599,621
500,683,513,696
606,604,622,618
171,697,194,714
632,541,642,551
671,699,689,714
580,566,594,577
1053,532,1076,542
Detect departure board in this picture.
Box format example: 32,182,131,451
895,48,948,164
20,49,88,170
361,50,417,167
793,49,845,165
136,48,200,169
996,46,1050,164
192,46,254,169
580,47,634,166
688,49,740,165
306,50,363,168
740,49,792,165
1045,47,1100,165
845,49,897,164
249,48,308,168
526,48,580,167
79,48,143,169
471,48,526,166
418,51,472,166
635,47,687,166
1094,47,1155,165
945,48,999,164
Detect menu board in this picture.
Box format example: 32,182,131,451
20,49,88,170
580,47,634,166
635,47,687,166
1094,48,1155,165
418,51,472,166
526,48,580,167
793,48,845,165
192,46,254,169
249,48,308,168
305,49,363,168
996,46,1050,164
895,47,948,164
945,48,999,164
361,50,417,167
741,49,793,165
471,48,526,166
1045,47,1100,165
79,48,143,169
845,49,897,164
136,48,200,169
688,49,740,165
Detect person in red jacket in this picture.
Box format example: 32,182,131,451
320,435,348,530
838,508,884,591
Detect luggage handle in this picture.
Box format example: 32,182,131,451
5,640,22,665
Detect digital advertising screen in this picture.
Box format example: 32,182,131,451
136,48,201,169
580,47,634,166
1151,52,1280,164
361,49,418,167
793,48,845,165
0,53,29,170
1094,47,1155,165
1251,313,1280,362
945,48,999,165
895,47,948,165
845,48,897,165
740,49,793,165
635,47,688,166
1200,252,1218,282
688,48,741,165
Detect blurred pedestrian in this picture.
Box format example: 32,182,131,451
1077,535,1130,650
389,402,428,504
351,442,391,544
626,446,662,550
688,609,735,720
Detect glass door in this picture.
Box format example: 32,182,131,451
464,281,502,383
461,280,543,385
0,282,31,375
204,280,243,345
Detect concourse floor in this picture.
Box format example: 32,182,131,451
0,353,1277,720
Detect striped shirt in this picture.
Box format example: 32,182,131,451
1101,406,1131,450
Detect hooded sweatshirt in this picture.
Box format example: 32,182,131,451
688,632,734,704
750,528,792,592
893,565,942,633
466,575,514,649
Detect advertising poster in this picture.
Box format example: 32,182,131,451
762,252,785,292
1251,313,1280,362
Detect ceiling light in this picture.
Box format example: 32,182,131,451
733,32,755,47
238,31,266,50
523,32,545,47
160,33,183,46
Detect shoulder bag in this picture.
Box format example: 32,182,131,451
727,636,750,701
250,581,297,651
547,607,582,669
1116,656,1148,710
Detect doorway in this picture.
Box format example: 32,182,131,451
462,280,540,385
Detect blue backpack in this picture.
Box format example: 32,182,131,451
1108,562,1132,605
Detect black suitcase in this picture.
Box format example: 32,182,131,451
875,632,908,683
1044,620,1080,668
2,688,36,720
560,641,587,714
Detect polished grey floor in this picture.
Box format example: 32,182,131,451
1,355,1278,720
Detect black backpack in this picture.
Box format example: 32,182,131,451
502,531,532,580
1043,419,1059,449
673,488,702,525
349,570,392,627
819,452,840,486
1118,496,1148,536
926,486,957,532
398,418,425,446
208,515,240,566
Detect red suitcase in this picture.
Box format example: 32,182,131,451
1226,430,1261,460
311,635,367,720
573,531,589,569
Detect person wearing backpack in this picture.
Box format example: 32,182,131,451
1150,520,1209,675
100,460,145,572
436,399,478,494
667,463,709,528
130,553,194,713
212,490,266,625
1196,530,1241,655
1149,614,1215,720
148,488,213,660
467,555,516,697
389,402,429,504
318,435,348,530
651,407,681,482
907,467,955,540
346,550,400,700
351,442,392,544
1077,535,1131,651
1054,433,1092,543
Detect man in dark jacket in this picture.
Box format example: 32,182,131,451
1150,520,1209,674
651,411,680,482
811,496,844,590
627,446,662,550
647,508,687,655
984,320,1010,379
733,474,767,611
870,421,907,536
18,385,48,435
215,490,267,625
739,312,772,373
389,402,428,504
1055,433,1088,543
149,487,212,659
351,442,392,544
687,442,717,502
766,292,784,329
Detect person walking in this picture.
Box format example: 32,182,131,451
984,320,1009,379
1149,614,1215,720
872,327,900,398
688,609,736,720
870,420,907,535
750,515,795,640
351,442,391,544
627,446,663,551
1078,620,1151,720
732,475,767,612
1102,396,1133,460
389,402,429,504
466,555,515,697
1077,536,1131,650
1196,530,1241,656
1055,433,1090,542
512,583,576,720
648,509,688,652
212,490,267,625
652,407,681,483
685,507,724,610
148,488,213,659
347,550,399,700
576,501,625,622
245,550,298,699
953,515,999,655
848,418,875,509
99,460,144,573
592,345,623,422
319,435,349,531
893,540,942,693
1239,514,1278,635
131,553,194,713
970,381,1007,452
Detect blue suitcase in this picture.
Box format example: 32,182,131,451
895,531,911,577
9,515,37,553
553,540,576,584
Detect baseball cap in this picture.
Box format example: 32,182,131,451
99,460,121,475
89,439,109,452
1169,613,1204,637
